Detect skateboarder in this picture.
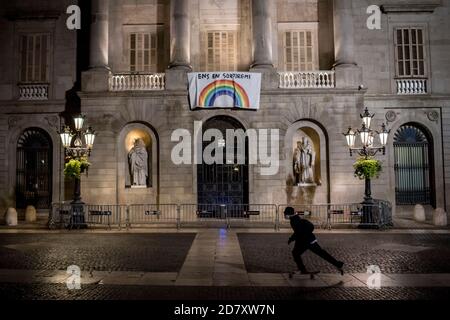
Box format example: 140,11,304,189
285,207,344,276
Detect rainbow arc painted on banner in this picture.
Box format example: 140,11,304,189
199,80,250,108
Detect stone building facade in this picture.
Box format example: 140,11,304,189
0,0,449,222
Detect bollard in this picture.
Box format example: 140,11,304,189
413,204,426,222
176,205,181,230
25,205,37,223
433,208,447,227
5,208,18,226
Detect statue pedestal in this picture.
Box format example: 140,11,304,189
296,182,317,187
131,186,147,189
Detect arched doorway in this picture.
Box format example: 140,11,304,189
197,116,249,208
16,128,53,209
394,124,434,206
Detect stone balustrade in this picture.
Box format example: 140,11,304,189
279,71,336,89
396,78,428,95
18,83,49,100
109,73,166,91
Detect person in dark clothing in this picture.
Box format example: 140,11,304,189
285,207,344,275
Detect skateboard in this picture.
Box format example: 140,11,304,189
288,270,320,280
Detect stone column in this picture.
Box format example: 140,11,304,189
251,0,274,69
82,0,110,92
166,0,191,90
333,0,355,67
169,0,191,70
250,0,278,89
90,0,109,69
332,0,362,88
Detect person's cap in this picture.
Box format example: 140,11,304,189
284,207,295,217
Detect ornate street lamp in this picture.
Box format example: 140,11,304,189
343,107,390,159
59,114,96,228
343,107,390,225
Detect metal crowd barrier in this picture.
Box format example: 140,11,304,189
179,204,228,228
86,204,125,229
278,200,393,230
49,203,126,229
48,201,392,230
227,204,278,228
127,204,179,228
49,202,73,229
278,204,330,229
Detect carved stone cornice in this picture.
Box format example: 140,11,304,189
381,2,441,14
5,11,61,21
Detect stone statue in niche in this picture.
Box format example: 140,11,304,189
128,138,148,187
293,137,316,186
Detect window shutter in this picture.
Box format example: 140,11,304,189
394,27,426,78
283,30,316,72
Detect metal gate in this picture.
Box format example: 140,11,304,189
197,116,249,217
16,128,52,209
394,125,431,205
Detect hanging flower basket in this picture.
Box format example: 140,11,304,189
353,157,382,180
64,157,90,179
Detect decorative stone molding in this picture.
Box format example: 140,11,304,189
8,116,23,130
44,115,60,131
381,3,441,14
427,111,440,122
5,10,60,21
385,111,397,123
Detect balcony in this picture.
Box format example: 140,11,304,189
396,78,428,95
18,83,49,101
109,73,165,91
279,71,335,89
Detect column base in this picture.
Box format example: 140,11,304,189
168,62,192,71
165,68,190,91
81,67,111,92
333,64,363,89
249,65,278,90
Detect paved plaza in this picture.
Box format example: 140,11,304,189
0,229,449,300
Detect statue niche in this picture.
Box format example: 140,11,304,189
293,136,316,186
128,138,149,188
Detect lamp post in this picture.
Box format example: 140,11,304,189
59,115,96,228
343,107,390,224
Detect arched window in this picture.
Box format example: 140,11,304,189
16,128,52,209
394,124,433,206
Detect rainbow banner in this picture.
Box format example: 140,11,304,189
188,72,261,110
